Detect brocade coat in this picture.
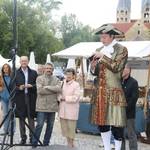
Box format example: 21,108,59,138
90,43,128,127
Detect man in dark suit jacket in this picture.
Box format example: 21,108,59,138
121,64,139,150
14,56,37,144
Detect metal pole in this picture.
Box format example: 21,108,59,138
13,0,18,50
10,0,17,146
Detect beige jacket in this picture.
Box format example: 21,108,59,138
36,74,61,112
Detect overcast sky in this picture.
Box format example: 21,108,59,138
54,0,142,28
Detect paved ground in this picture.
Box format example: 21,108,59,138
0,117,150,150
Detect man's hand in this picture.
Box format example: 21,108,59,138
25,84,33,88
19,84,25,90
44,86,49,89
93,52,104,59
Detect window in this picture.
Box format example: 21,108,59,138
121,10,124,13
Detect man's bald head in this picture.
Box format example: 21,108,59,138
20,56,29,69
20,56,28,61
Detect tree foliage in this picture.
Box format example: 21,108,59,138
0,0,98,64
0,0,63,63
60,14,97,48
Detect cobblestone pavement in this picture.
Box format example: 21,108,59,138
0,118,150,150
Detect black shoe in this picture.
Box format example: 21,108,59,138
20,139,26,145
32,145,37,148
43,143,49,146
29,138,32,144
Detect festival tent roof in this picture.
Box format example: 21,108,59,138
134,44,150,58
46,54,52,63
29,51,38,71
0,54,10,66
52,41,150,58
52,42,102,58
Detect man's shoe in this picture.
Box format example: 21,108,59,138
32,145,37,148
29,138,32,144
98,143,104,148
43,143,49,146
0,132,8,136
20,139,26,145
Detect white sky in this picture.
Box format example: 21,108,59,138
54,0,142,28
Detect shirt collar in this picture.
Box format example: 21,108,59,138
21,67,28,73
104,39,117,50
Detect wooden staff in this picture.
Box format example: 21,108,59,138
144,57,150,118
80,57,85,88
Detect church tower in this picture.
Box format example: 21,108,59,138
142,0,150,23
116,0,131,23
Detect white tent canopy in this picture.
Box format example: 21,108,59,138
134,44,150,57
8,55,21,68
29,51,38,70
52,41,150,58
52,42,102,58
67,58,76,69
0,52,38,70
0,55,10,65
46,54,51,63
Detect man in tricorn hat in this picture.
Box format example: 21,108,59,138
90,24,128,150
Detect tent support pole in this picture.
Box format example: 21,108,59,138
144,57,150,117
80,57,85,88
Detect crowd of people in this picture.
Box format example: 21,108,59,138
0,24,149,150
0,56,80,148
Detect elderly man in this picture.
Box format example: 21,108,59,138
14,56,37,144
32,62,61,148
90,24,128,150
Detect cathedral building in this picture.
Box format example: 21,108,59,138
112,0,150,40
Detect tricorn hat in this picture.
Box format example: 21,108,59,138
94,24,124,35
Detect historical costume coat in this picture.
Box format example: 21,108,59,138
90,41,128,127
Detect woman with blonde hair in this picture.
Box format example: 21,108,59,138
0,63,13,135
59,68,80,148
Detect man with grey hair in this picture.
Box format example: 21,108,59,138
14,56,38,144
32,62,61,148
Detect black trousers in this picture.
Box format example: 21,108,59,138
19,94,35,141
98,125,124,141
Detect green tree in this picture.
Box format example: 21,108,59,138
0,0,64,63
60,14,96,48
